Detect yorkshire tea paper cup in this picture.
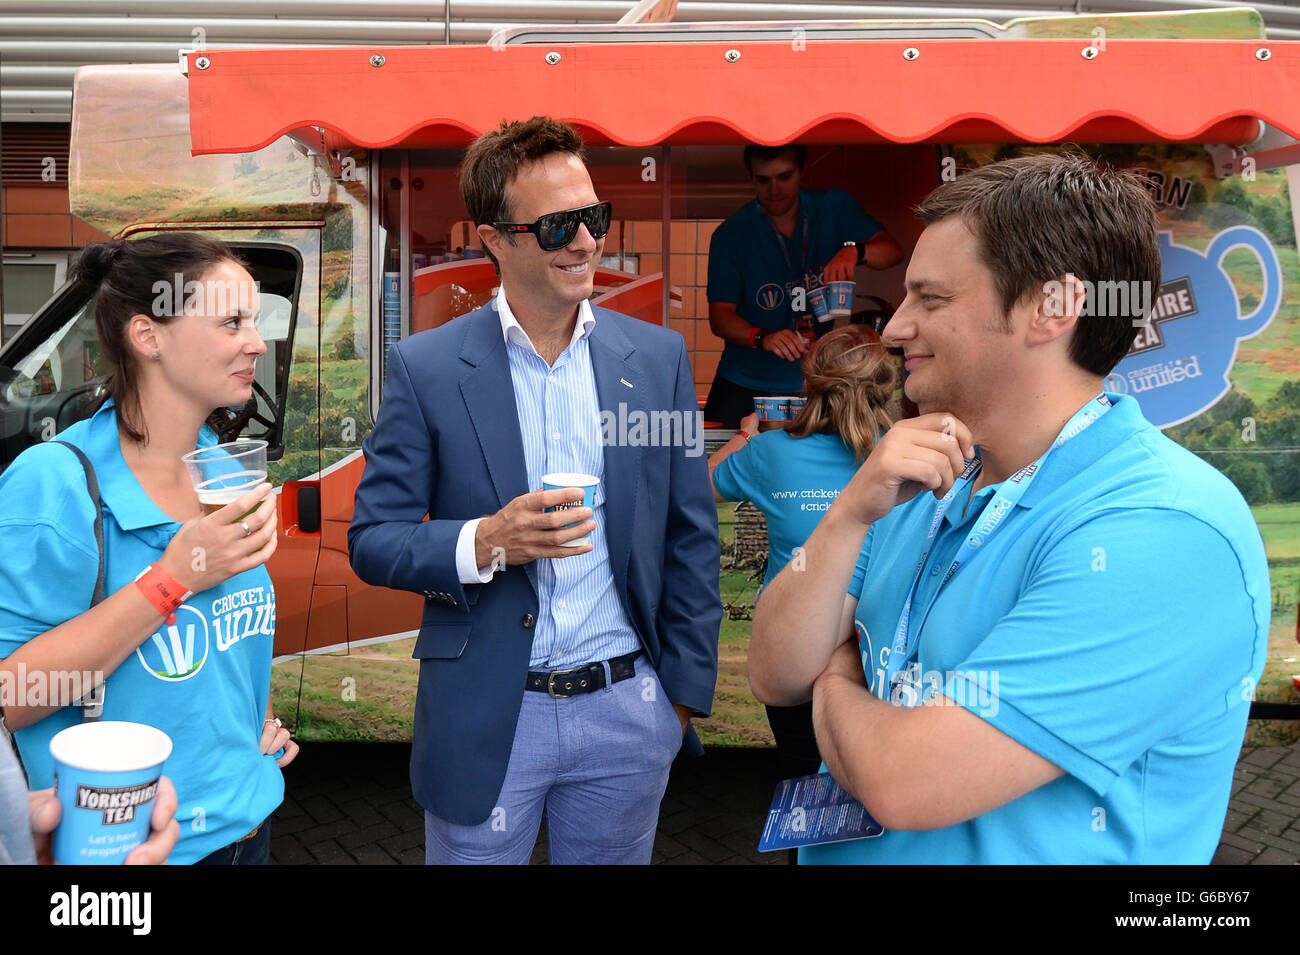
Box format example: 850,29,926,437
49,721,172,865
542,472,599,547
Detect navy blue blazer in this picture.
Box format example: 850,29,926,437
348,302,722,825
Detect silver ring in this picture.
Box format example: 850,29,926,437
239,520,252,537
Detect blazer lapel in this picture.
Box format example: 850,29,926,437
588,311,643,594
458,306,529,511
456,306,541,594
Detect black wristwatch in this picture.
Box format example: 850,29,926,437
843,240,866,265
753,328,767,349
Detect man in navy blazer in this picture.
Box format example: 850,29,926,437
349,117,722,864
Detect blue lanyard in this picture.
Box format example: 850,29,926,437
760,196,811,291
882,395,1113,700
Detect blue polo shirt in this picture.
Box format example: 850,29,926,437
708,189,884,394
712,429,860,587
801,394,1270,864
0,401,283,864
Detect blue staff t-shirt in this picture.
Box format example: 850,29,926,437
713,429,861,587
800,394,1270,864
0,400,284,864
708,188,884,394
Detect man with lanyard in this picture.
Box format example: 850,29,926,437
704,144,903,428
748,151,1270,864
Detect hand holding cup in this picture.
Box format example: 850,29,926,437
160,482,278,593
474,482,598,567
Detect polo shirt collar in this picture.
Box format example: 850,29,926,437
494,287,595,356
82,399,219,533
1015,391,1141,510
943,392,1138,524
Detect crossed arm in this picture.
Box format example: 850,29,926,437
748,415,1063,831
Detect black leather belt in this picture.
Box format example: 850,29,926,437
526,651,641,698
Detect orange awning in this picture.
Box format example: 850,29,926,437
187,38,1300,154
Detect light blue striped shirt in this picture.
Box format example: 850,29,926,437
457,290,641,669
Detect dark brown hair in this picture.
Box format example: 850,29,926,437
913,150,1161,375
460,116,587,268
787,325,895,461
70,233,245,444
743,144,806,176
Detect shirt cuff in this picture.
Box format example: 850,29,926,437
455,518,496,585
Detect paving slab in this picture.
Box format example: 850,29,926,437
268,740,1300,864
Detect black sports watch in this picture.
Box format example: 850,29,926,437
753,328,767,349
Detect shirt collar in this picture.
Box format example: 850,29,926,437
82,399,219,534
943,392,1136,524
494,287,595,356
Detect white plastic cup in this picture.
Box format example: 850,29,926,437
541,472,599,547
183,439,268,516
49,721,172,865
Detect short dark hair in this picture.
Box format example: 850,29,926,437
742,144,806,176
460,116,587,267
914,151,1161,376
69,233,245,444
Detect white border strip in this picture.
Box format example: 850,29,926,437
287,448,365,484
272,627,419,665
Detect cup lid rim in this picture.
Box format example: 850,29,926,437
49,720,173,773
181,438,269,463
541,472,600,486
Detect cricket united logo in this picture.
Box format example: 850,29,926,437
135,604,210,682
756,283,785,311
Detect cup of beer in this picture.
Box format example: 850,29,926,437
49,721,172,865
182,439,268,516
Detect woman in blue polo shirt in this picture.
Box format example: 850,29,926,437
0,234,296,864
709,325,895,779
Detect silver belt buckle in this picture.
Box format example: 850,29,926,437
547,667,590,698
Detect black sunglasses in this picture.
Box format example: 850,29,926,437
493,201,613,252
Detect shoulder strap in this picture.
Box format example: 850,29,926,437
53,441,106,721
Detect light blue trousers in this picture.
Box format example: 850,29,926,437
425,655,683,865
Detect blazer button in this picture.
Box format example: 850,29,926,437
521,613,536,628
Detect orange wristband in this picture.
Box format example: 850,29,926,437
134,564,193,625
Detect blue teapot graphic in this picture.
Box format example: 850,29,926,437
1106,227,1281,428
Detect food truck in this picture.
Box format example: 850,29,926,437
2,7,1298,740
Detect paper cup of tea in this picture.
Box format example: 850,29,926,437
542,472,599,547
753,397,780,421
807,285,831,323
49,721,172,865
183,439,268,516
828,280,855,317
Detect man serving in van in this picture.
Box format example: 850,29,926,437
703,144,903,427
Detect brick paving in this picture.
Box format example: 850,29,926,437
271,740,1300,864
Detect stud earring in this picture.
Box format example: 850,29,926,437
151,351,160,359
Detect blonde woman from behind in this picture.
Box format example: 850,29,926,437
709,325,895,782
